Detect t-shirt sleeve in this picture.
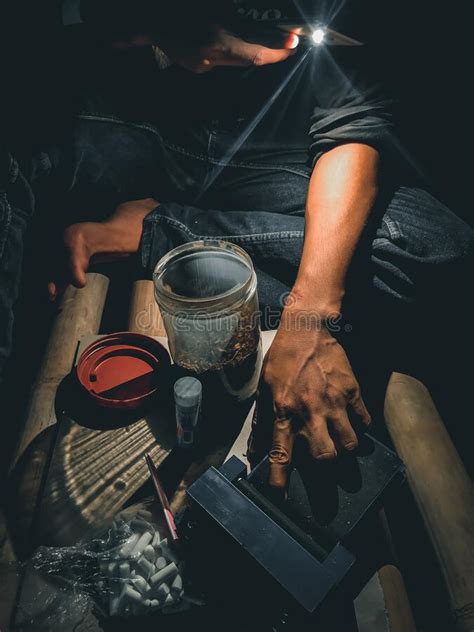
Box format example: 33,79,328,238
308,46,395,167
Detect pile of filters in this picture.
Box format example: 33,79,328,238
98,509,186,617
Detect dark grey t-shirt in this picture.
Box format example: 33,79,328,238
2,0,393,168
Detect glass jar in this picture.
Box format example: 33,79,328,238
153,240,262,402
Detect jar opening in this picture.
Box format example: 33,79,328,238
153,241,256,311
161,251,250,300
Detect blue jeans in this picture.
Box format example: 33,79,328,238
1,111,473,379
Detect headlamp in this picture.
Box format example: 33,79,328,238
311,27,326,45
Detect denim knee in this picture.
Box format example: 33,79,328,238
381,187,472,261
372,186,473,302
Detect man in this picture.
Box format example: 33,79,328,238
3,1,473,490
0,0,297,381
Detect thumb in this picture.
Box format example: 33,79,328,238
68,245,90,288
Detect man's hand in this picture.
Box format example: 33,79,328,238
115,24,299,73
159,25,299,73
48,198,157,300
254,143,379,490
261,307,371,490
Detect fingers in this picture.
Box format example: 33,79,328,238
300,416,337,461
284,33,300,49
350,391,372,427
229,27,300,51
69,249,89,288
231,41,296,67
48,235,89,300
47,281,59,302
269,417,294,490
330,410,358,451
170,36,298,73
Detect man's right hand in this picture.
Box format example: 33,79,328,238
158,24,299,73
115,24,299,73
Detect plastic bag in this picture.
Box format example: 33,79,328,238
30,502,189,618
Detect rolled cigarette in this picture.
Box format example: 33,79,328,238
155,556,167,570
131,576,149,594
119,562,130,578
155,583,170,601
143,545,156,563
120,584,144,605
151,531,161,548
147,598,161,609
119,533,140,558
149,562,178,587
137,556,154,579
171,574,183,595
130,531,153,558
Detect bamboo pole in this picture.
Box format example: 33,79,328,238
12,273,109,465
384,372,474,632
127,280,166,337
377,565,417,632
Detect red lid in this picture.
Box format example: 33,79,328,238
76,333,171,409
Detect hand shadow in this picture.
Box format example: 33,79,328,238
284,437,375,548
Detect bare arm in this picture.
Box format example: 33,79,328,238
262,143,378,489
294,143,378,311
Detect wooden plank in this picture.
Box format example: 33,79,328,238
384,372,474,632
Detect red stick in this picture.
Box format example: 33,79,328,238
144,453,179,542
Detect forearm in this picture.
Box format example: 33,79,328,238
291,143,379,315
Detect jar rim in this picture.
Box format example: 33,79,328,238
153,240,256,313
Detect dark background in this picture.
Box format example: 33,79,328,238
341,0,471,227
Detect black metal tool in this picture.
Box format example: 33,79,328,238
181,433,404,630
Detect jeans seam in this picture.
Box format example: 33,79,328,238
213,231,305,243
163,142,311,177
148,214,304,242
77,114,311,177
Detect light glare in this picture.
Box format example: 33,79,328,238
312,28,325,45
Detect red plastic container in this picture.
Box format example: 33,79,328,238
76,333,171,410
